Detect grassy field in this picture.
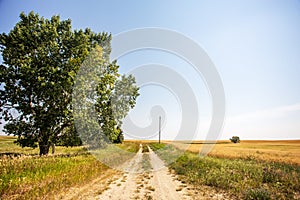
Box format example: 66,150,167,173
185,140,300,165
149,142,300,199
137,139,300,165
0,136,139,200
1,136,300,199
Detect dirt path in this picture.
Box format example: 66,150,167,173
97,147,145,200
146,147,185,199
96,145,187,200
57,145,231,200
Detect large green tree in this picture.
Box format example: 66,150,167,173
72,46,139,147
0,12,138,155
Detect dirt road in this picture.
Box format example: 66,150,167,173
58,145,230,200
98,146,187,200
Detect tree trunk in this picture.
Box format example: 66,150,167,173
39,143,50,155
51,143,55,155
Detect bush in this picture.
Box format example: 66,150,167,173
230,136,240,143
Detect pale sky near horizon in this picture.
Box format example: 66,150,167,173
0,0,300,140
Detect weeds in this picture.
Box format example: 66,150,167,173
117,141,140,153
90,142,139,168
149,143,165,151
244,188,271,200
142,145,149,153
0,137,139,199
0,153,107,199
142,154,152,171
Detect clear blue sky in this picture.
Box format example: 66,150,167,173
1,0,300,140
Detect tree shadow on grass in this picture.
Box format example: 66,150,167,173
0,152,23,158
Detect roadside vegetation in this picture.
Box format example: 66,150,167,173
118,141,141,153
142,153,152,171
149,143,300,199
148,143,165,151
142,144,150,153
0,136,139,199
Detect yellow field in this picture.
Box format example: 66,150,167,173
3,136,299,165
126,139,300,165
184,140,300,165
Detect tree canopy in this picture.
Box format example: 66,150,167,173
0,11,139,155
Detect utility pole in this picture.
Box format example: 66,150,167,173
159,116,161,144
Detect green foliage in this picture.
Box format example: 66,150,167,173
0,11,110,154
113,127,124,144
72,46,139,147
111,74,140,124
0,11,139,154
149,143,166,151
230,136,240,143
56,126,82,147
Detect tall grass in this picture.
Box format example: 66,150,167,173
0,153,107,199
0,137,139,199
150,143,300,199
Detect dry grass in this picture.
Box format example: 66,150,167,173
151,143,300,199
137,139,300,165
0,136,140,199
0,136,86,156
184,140,300,165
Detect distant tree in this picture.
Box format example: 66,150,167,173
0,11,138,155
230,136,240,143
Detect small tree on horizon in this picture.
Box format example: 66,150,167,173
230,136,240,143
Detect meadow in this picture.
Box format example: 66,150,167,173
1,136,300,199
150,141,300,199
187,140,300,165
0,136,139,200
